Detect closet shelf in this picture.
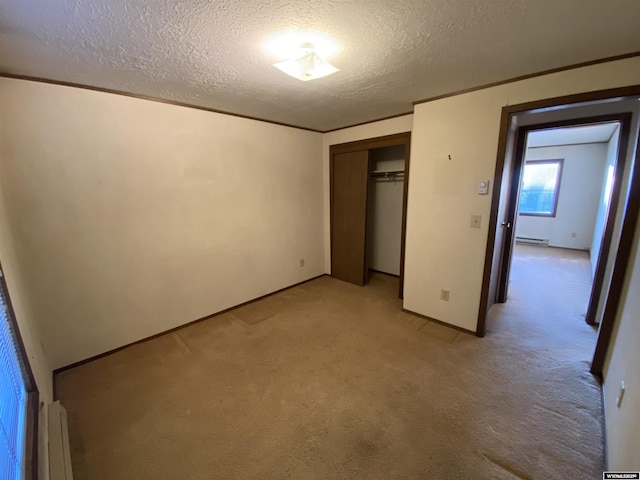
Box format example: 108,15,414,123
371,170,405,178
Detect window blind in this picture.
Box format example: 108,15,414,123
0,283,27,480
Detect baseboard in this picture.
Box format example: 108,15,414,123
368,269,400,278
601,382,609,471
52,273,327,399
401,308,475,335
519,244,590,252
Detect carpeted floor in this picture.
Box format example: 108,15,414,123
56,245,603,479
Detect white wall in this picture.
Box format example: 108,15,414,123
515,143,608,250
368,146,405,275
323,115,413,273
404,55,640,332
603,207,640,470
591,127,620,277
0,78,325,369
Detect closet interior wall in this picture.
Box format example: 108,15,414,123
367,145,406,276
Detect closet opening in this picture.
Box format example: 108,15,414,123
329,132,411,298
367,145,405,279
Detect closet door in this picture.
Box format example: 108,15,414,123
331,150,370,285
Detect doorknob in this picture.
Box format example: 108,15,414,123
501,221,511,228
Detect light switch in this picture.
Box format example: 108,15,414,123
478,180,490,195
471,215,482,228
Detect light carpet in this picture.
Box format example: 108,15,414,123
56,245,603,479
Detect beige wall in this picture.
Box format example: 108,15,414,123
0,149,51,480
603,208,640,470
322,115,414,272
0,78,325,369
404,56,640,331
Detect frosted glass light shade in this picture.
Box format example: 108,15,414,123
273,50,339,81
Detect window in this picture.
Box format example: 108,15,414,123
0,267,38,480
518,159,563,217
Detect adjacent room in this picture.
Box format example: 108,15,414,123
1,1,639,479
509,122,623,338
486,122,626,408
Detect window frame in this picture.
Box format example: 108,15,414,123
518,158,564,218
0,262,39,480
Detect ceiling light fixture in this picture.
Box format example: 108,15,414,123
273,43,339,81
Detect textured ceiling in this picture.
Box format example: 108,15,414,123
1,0,639,131
528,123,619,148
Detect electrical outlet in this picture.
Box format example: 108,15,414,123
471,215,482,228
616,380,625,407
440,289,450,301
299,258,305,267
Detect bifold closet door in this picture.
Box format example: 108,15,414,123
331,150,370,286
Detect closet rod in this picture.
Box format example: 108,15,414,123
371,170,405,178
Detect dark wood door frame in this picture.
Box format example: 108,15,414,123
591,128,640,375
495,113,632,307
584,116,632,327
477,84,640,378
329,132,412,297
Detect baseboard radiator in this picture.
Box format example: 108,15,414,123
48,401,74,480
515,236,549,247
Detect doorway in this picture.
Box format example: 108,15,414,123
492,121,625,367
329,132,411,297
497,117,628,319
478,86,640,376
